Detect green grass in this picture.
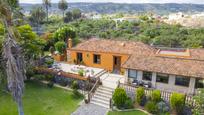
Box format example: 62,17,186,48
0,81,83,115
108,110,148,115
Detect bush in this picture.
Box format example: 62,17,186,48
157,101,170,114
78,69,84,76
151,90,161,103
26,67,35,80
170,93,185,114
124,97,134,109
44,57,54,67
72,89,81,97
58,80,68,86
113,88,127,108
145,101,158,114
136,87,145,106
54,41,66,54
71,81,81,98
71,81,78,90
45,75,54,81
47,81,54,88
33,74,46,80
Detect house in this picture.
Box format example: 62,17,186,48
67,38,204,94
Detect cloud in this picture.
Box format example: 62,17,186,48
19,0,204,4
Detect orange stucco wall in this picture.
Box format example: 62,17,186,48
69,50,130,74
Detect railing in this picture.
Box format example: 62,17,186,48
86,77,101,103
119,83,197,107
109,89,115,109
110,98,113,109
94,69,107,78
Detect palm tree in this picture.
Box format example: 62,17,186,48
30,6,46,33
58,0,68,19
0,0,26,115
42,0,51,22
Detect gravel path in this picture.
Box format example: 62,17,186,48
71,103,109,115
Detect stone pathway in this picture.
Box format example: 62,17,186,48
71,103,109,115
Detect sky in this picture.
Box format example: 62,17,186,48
19,0,204,4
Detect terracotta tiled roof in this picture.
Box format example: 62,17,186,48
122,55,204,78
71,38,156,56
71,38,204,78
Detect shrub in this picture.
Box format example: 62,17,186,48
145,101,158,114
151,90,161,103
78,69,84,76
124,97,134,109
71,81,81,97
157,101,170,114
72,89,81,97
44,57,54,67
45,75,54,81
113,88,127,108
170,92,185,114
58,80,68,86
47,81,54,88
33,74,46,80
26,67,35,80
136,87,145,106
54,41,66,54
71,81,78,90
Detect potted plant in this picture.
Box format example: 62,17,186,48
54,41,66,61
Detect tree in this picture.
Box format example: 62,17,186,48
64,11,72,23
58,0,68,19
72,9,81,20
42,0,51,22
193,89,204,115
53,25,76,45
54,41,66,54
17,24,46,59
30,6,46,33
0,0,26,115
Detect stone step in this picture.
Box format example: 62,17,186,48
98,86,114,92
91,100,109,108
92,97,109,105
96,89,113,96
94,92,112,98
93,94,110,102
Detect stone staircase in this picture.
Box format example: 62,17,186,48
90,86,114,108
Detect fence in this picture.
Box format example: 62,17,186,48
119,83,197,107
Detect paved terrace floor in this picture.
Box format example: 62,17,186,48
57,62,104,78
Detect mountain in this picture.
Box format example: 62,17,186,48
20,3,204,15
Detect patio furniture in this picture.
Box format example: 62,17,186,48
132,79,139,87
144,82,152,88
138,80,144,86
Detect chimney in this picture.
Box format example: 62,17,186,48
68,38,72,48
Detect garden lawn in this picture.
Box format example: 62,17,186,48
108,110,148,115
0,80,83,115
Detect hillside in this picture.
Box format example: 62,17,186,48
20,3,204,15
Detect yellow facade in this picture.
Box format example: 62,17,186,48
69,50,130,74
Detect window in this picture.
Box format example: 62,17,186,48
93,54,101,64
195,78,204,89
128,69,137,78
156,73,169,84
77,52,83,62
142,71,152,81
175,76,190,87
